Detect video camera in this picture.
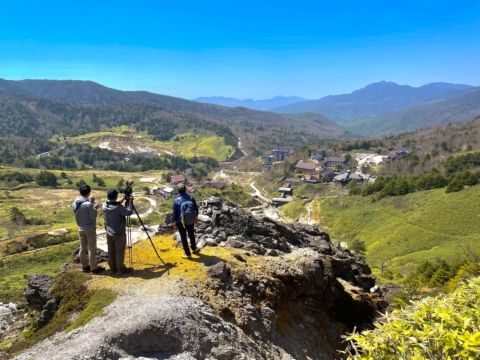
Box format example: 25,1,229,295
120,181,134,204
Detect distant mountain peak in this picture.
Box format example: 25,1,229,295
421,82,473,90
378,80,399,85
193,95,309,111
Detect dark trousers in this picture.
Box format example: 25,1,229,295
106,233,127,271
177,222,196,256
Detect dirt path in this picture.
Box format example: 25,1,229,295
249,182,269,203
134,196,157,218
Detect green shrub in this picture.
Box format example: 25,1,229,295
344,277,480,359
7,272,117,356
5,241,28,255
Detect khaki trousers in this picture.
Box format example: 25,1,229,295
106,233,127,271
78,227,98,270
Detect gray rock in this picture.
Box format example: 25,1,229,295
210,346,241,360
266,249,279,256
205,239,218,247
198,215,211,223
23,274,59,329
23,274,55,312
73,247,108,264
207,262,228,282
196,239,206,250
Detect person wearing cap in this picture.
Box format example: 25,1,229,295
172,183,199,259
72,184,105,274
102,188,134,274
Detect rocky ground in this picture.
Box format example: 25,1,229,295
9,197,386,360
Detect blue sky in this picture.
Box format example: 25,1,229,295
0,0,479,99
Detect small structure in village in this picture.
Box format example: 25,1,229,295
278,187,293,197
272,197,293,207
295,160,317,174
170,175,185,185
324,157,347,167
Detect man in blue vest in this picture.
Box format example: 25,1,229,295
172,183,199,259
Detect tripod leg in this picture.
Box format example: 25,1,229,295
126,216,133,274
132,204,165,265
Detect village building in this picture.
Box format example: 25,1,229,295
312,154,324,163
324,157,347,167
313,148,327,157
284,177,304,186
198,180,227,190
333,172,364,185
318,169,335,182
279,187,293,196
153,186,177,199
395,147,413,155
272,147,296,161
170,175,185,185
272,197,293,207
295,160,317,174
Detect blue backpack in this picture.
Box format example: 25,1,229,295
178,196,195,226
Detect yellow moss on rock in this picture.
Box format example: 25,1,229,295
88,235,234,293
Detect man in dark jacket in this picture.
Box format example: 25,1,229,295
102,188,134,274
172,183,199,259
72,185,105,274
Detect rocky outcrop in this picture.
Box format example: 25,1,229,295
13,294,279,360
0,302,28,345
13,197,385,360
23,275,58,329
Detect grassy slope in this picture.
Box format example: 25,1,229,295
63,127,234,161
0,242,80,303
315,186,480,273
281,200,308,221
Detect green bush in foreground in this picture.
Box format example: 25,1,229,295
344,277,480,359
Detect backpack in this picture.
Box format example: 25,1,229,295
178,196,195,227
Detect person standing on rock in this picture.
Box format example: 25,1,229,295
72,185,105,274
102,188,134,275
172,183,199,259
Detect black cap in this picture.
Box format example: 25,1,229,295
107,188,118,200
177,183,186,193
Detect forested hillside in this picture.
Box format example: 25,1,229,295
0,79,350,138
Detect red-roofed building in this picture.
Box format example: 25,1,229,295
170,175,185,185
198,181,227,190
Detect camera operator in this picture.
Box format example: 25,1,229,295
102,188,134,275
72,185,105,274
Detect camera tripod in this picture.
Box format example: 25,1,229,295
125,201,165,272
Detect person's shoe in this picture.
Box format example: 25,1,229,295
117,267,133,275
108,268,118,275
192,247,201,254
82,266,91,273
91,266,106,274
182,253,192,259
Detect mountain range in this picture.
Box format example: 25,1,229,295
0,79,353,157
270,81,476,121
344,87,480,136
193,95,309,111
0,79,348,138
